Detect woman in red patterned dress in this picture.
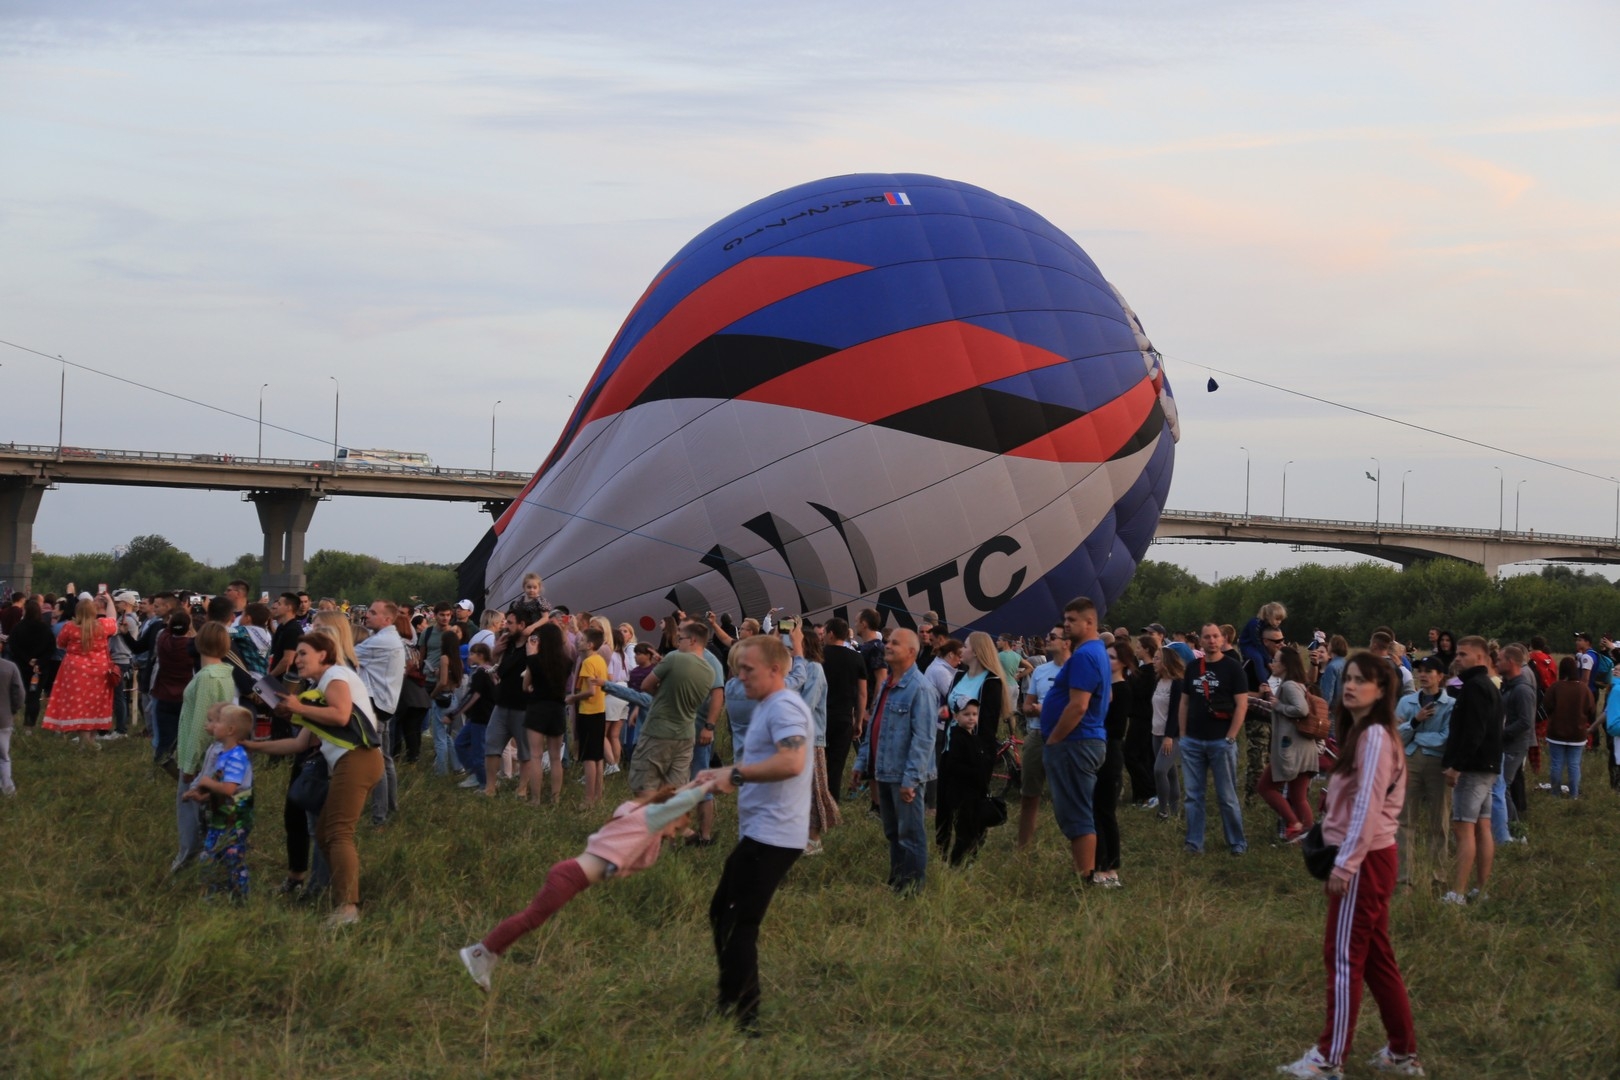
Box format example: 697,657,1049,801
43,595,118,748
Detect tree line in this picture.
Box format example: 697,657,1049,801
28,535,460,605
1108,558,1620,648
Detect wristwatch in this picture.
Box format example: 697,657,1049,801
730,767,745,788
702,722,716,731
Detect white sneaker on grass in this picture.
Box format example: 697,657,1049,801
603,763,620,776
1366,1046,1425,1075
1440,891,1468,906
460,943,498,991
457,776,481,789
1277,1046,1341,1078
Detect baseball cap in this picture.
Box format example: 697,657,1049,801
457,599,474,611
113,590,140,605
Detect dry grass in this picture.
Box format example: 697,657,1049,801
3,732,1618,1078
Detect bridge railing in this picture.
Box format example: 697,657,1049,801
0,442,528,482
1159,509,1618,547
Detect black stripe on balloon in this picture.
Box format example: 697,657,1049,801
1108,399,1167,461
633,334,837,407
873,386,1086,455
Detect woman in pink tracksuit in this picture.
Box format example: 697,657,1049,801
1279,653,1424,1079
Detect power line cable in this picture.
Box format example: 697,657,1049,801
1177,356,1617,486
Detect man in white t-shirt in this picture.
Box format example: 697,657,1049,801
698,634,810,1033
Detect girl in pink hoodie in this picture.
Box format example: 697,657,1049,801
458,781,711,991
1279,653,1423,1079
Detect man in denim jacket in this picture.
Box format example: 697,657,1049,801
851,628,939,895
1395,655,1452,886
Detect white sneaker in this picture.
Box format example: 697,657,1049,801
1277,1046,1341,1078
1440,891,1468,906
458,776,481,789
1366,1046,1425,1075
603,763,620,776
1466,887,1489,903
460,943,498,991
804,839,824,856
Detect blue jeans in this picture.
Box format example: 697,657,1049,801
1180,737,1246,853
877,780,928,893
1045,737,1106,839
456,722,488,787
428,700,460,776
1547,743,1583,798
1491,748,1527,842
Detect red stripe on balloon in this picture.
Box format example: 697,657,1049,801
496,256,861,535
1004,377,1157,462
739,321,1070,423
578,255,869,428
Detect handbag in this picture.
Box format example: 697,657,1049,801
1300,822,1339,880
104,662,124,693
983,794,1009,828
287,752,330,813
1295,688,1333,740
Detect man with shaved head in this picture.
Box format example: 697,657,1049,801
851,627,941,895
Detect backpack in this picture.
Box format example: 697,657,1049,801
1295,687,1333,741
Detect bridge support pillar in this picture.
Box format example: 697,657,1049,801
251,490,321,594
481,499,511,520
0,478,46,597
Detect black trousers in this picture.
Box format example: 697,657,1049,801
709,836,800,1028
1093,737,1124,872
393,705,426,763
824,717,854,801
284,750,315,875
935,768,989,865
1123,714,1157,803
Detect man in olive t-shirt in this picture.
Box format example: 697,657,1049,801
629,623,715,792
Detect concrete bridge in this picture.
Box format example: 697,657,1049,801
1156,510,1620,578
5,442,1618,595
0,443,527,594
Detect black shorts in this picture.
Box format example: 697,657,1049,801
575,712,607,762
524,700,567,738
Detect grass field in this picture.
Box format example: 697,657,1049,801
3,732,1618,1078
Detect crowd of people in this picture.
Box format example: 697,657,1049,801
1,582,1615,1070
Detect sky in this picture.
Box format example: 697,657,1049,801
2,1,1617,585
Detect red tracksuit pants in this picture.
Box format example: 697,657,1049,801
1316,845,1416,1066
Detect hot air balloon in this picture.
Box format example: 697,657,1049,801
462,174,1179,634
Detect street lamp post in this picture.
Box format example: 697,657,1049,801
1281,460,1293,518
257,383,269,459
1492,466,1503,535
1400,469,1413,526
1515,479,1527,533
57,359,66,453
1368,457,1381,527
1611,478,1617,541
329,376,340,472
490,399,502,473
1239,445,1250,518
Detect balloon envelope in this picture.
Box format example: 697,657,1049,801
467,173,1178,634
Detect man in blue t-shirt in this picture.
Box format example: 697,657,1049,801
1038,596,1111,880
